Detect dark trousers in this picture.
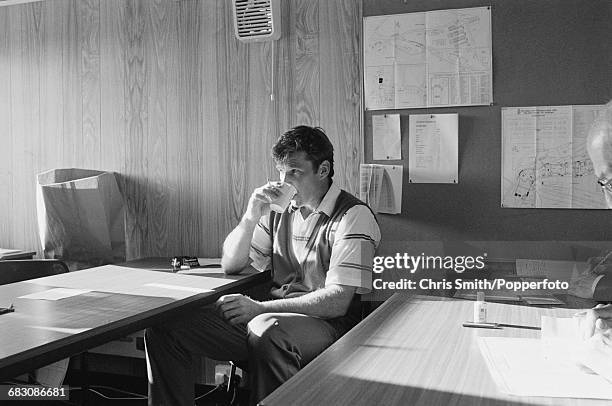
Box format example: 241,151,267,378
145,304,347,405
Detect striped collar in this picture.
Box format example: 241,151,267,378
289,182,340,217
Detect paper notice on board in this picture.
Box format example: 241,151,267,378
501,105,607,209
408,114,458,183
359,164,403,214
372,114,401,160
364,7,492,109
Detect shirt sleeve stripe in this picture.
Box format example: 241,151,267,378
340,234,376,244
338,262,372,272
257,221,271,236
250,244,271,257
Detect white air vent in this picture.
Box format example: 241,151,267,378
231,0,281,42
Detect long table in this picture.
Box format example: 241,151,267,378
261,294,609,406
0,258,269,381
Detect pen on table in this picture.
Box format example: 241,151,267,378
462,321,540,330
463,321,501,329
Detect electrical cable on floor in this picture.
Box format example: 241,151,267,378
194,383,225,401
68,385,147,401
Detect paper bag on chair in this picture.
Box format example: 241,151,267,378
36,168,126,271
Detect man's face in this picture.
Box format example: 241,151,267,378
588,136,612,209
275,151,325,206
594,169,612,209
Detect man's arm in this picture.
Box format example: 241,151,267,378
217,284,356,325
260,284,356,318
221,217,258,274
221,183,280,274
569,252,612,299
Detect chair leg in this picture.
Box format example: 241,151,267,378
227,361,237,394
81,352,89,406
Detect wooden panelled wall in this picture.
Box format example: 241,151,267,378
0,0,363,258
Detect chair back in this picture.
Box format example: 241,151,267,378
0,259,69,285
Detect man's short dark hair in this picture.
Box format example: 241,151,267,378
272,126,334,179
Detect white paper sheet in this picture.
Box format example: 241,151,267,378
542,316,612,387
359,164,403,214
25,265,229,299
364,7,492,109
501,105,607,209
479,316,612,399
478,336,612,399
541,315,582,341
582,336,612,384
19,287,92,300
372,114,402,160
515,259,585,293
408,113,458,183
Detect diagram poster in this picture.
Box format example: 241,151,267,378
501,105,607,209
364,7,492,110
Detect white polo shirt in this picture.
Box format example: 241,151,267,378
249,182,381,294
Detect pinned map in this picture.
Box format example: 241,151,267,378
364,7,492,109
501,105,607,209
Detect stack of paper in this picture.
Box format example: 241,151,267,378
359,164,402,214
478,316,612,399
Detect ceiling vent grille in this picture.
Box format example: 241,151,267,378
232,0,281,42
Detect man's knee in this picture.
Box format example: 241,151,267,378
246,313,286,355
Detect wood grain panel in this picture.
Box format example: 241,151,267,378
9,3,41,252
291,0,319,126
0,6,13,246
62,0,81,168
213,0,233,252
39,0,65,175
319,0,362,195
198,0,223,255
0,0,364,259
176,0,203,255
271,0,293,155
165,1,181,256
100,0,127,175
124,0,147,259
223,2,249,226
145,0,170,256
78,0,101,168
246,40,276,185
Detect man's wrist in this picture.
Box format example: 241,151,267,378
240,215,259,229
259,299,278,313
